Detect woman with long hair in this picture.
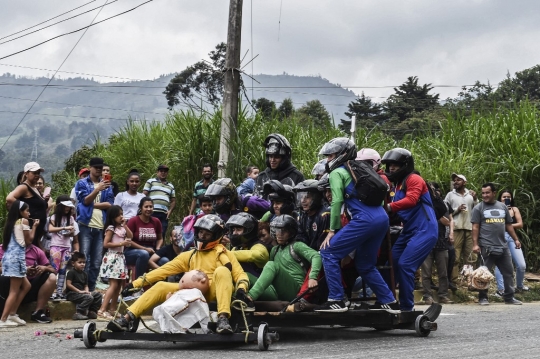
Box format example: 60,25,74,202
494,190,528,295
113,169,145,221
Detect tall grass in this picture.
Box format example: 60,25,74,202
0,178,14,244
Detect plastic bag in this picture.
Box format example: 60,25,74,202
469,266,494,290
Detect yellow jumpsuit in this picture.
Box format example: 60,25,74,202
128,244,249,318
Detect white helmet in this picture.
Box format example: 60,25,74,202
356,148,381,170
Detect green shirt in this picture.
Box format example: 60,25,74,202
328,167,352,230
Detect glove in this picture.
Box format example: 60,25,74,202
121,283,134,298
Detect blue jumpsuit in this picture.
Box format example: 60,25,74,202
390,174,438,311
320,167,395,304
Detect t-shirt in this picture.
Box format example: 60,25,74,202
114,192,145,220
106,225,126,253
127,215,162,248
471,201,512,248
155,244,179,262
66,269,87,293
144,178,175,214
89,183,104,229
192,179,213,210
13,219,30,246
0,245,50,280
49,215,75,248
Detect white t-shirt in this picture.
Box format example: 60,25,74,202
14,219,30,246
114,192,145,220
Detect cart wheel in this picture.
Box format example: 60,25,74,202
257,323,270,351
83,321,97,348
415,315,431,337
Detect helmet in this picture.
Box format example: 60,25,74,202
193,214,225,251
311,159,327,179
264,133,292,157
317,173,330,192
381,148,415,182
318,137,357,172
225,212,259,248
205,178,237,214
294,180,323,212
265,181,296,215
356,148,382,170
270,214,298,242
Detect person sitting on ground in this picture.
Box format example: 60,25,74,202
107,214,250,334
243,215,321,310
153,270,211,333
65,252,103,320
237,165,260,196
259,180,297,223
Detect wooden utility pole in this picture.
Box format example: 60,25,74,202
218,0,243,178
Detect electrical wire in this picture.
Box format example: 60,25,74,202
0,0,155,61
0,0,97,41
0,1,119,46
0,109,150,122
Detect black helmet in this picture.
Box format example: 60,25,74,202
264,133,292,157
270,214,298,242
318,137,357,172
225,212,259,247
193,214,225,250
381,148,415,182
311,159,327,179
293,180,323,212
317,173,330,192
265,182,296,215
205,178,237,214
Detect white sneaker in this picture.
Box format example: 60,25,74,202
0,319,19,328
7,314,26,326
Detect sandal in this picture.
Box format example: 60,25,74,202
97,310,113,320
108,310,122,319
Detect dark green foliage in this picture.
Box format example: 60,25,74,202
253,97,276,121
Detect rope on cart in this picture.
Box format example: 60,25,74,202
231,299,253,343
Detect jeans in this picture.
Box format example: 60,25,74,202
158,257,170,266
66,291,102,313
494,233,526,290
78,224,103,291
421,250,449,299
152,211,168,238
479,246,514,301
124,248,150,279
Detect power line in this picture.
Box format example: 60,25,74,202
0,0,111,152
0,0,155,61
0,1,119,46
0,0,97,41
0,109,150,122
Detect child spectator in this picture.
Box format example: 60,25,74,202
97,206,133,319
65,252,103,320
194,195,214,216
48,195,77,300
0,200,35,327
237,166,259,196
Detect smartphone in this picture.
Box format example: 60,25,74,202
103,174,112,182
504,198,511,206
43,187,51,197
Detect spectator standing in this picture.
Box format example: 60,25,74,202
103,164,120,197
75,157,114,291
35,175,53,213
189,164,214,215
472,183,522,305
444,173,478,289
114,170,145,221
70,168,90,205
6,162,48,249
144,164,176,237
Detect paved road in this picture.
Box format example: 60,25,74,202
1,303,538,358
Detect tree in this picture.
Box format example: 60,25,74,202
339,92,385,134
253,97,276,121
164,43,244,111
384,76,440,122
444,81,496,114
278,98,295,120
495,65,540,102
297,100,333,129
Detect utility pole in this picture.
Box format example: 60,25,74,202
218,0,243,178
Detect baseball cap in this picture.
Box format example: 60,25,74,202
451,173,467,182
78,168,90,177
157,164,169,171
89,157,104,168
24,162,44,173
60,201,75,208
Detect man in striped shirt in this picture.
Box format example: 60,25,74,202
144,164,176,238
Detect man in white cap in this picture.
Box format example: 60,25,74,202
444,173,478,290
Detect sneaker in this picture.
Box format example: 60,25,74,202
107,317,130,332
438,297,454,304
423,297,433,305
216,316,233,334
51,293,65,302
7,314,26,326
494,290,504,298
315,300,349,313
72,312,88,320
87,311,98,320
505,298,523,305
516,286,530,293
368,300,401,314
0,319,18,328
31,310,52,323
478,298,489,306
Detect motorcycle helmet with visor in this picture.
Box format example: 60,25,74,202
193,214,225,251
318,137,357,173
225,212,259,248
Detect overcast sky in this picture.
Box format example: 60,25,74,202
1,0,540,102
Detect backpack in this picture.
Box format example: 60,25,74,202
344,160,389,206
401,174,447,220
